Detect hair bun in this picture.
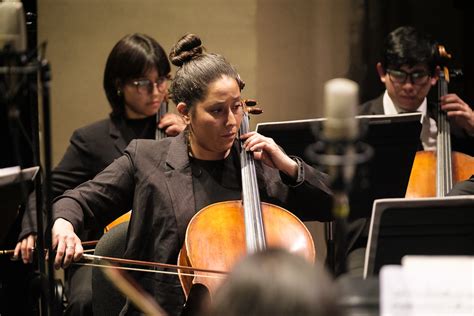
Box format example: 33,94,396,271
169,34,203,67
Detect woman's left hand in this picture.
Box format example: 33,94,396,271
240,132,298,179
158,113,187,136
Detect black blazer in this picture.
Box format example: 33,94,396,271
20,115,142,240
53,133,334,315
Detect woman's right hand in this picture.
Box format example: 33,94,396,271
51,218,83,269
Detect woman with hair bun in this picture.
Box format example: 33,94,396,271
49,33,333,315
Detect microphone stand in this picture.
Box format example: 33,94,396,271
40,57,61,316
0,47,59,315
306,136,372,275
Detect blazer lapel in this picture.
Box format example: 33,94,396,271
370,94,385,114
109,116,128,155
164,133,196,246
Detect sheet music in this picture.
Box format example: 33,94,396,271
381,256,474,316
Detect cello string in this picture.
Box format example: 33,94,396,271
249,156,265,250
239,109,265,252
437,73,443,196
155,100,168,140
436,63,453,197
245,108,264,240
240,112,255,251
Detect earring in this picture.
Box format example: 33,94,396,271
183,114,191,124
117,89,122,96
186,128,194,157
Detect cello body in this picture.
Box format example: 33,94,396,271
178,200,315,297
406,151,474,198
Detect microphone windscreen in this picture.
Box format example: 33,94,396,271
0,2,27,52
323,78,359,141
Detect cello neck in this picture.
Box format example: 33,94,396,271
436,57,453,196
239,111,266,253
155,101,168,140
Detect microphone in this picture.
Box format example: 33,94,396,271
322,79,360,211
0,1,27,52
323,78,358,143
1,1,28,103
306,78,363,220
1,1,28,170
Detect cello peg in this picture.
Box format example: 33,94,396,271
248,107,263,115
244,99,258,107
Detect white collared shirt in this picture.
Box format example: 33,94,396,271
383,91,437,150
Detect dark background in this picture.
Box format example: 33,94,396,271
349,0,473,106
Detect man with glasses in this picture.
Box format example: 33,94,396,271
338,26,474,277
360,26,474,150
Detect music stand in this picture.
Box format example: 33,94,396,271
256,113,422,219
257,113,422,273
363,196,474,278
0,166,39,245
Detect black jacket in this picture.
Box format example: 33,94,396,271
53,133,334,315
20,115,148,240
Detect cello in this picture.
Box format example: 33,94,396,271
177,100,316,298
405,45,474,198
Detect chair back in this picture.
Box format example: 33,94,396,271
92,221,129,315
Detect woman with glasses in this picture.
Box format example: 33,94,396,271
341,26,474,278
14,33,186,315
49,33,333,315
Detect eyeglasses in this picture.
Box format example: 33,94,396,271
386,69,430,85
130,76,169,94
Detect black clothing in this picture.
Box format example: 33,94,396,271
20,114,156,240
19,114,156,315
53,133,333,315
190,148,242,211
339,94,474,276
449,175,474,195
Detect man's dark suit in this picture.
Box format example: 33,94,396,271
53,132,334,315
339,93,474,276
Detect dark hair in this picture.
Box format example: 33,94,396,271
382,26,437,75
207,249,341,316
103,33,170,117
168,34,244,112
